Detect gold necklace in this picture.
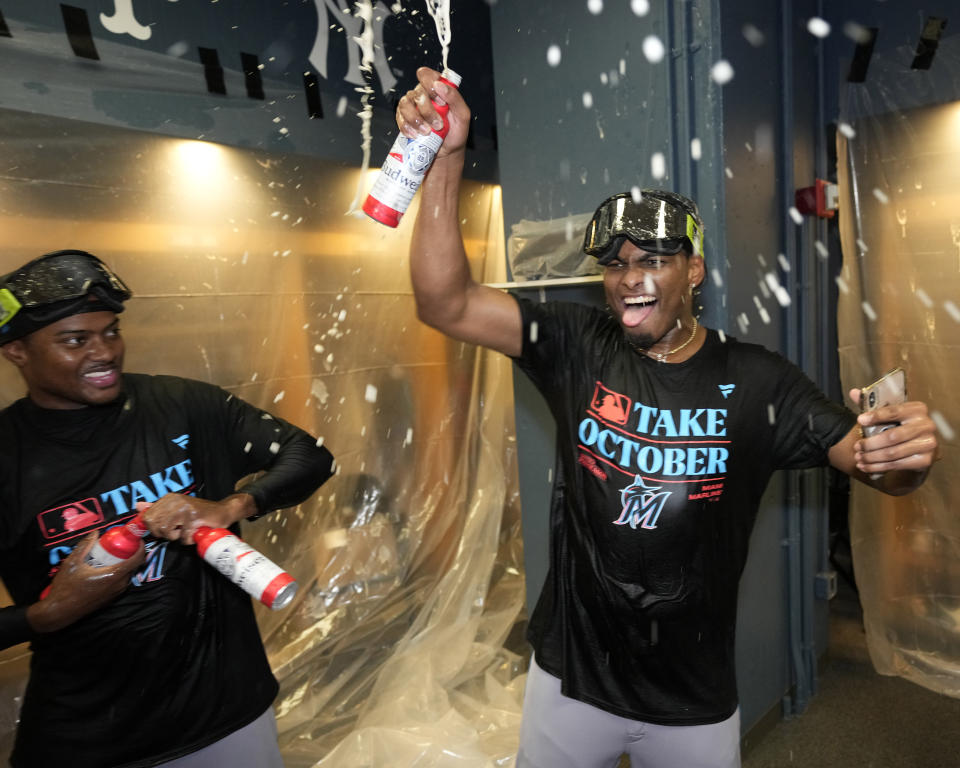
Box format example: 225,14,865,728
638,317,699,362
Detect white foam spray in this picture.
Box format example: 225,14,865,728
425,0,452,72
345,0,376,216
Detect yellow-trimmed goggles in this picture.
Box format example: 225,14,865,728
583,191,704,265
0,250,131,327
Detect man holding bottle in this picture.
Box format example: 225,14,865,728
400,66,938,768
0,250,334,766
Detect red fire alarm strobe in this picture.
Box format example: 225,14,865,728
795,179,838,219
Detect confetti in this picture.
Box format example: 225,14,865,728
807,17,831,38
930,411,955,441
582,91,594,108
365,384,378,403
631,0,650,16
838,122,856,139
710,60,734,85
691,138,702,160
861,301,877,321
788,206,804,225
742,24,764,46
547,45,562,67
651,152,666,180
587,0,603,15
643,35,665,63
872,188,889,204
843,21,871,44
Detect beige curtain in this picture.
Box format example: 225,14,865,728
835,38,960,697
0,110,526,766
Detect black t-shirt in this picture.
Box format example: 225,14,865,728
0,374,332,768
513,298,856,725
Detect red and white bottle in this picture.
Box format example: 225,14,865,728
86,514,150,567
363,68,462,228
193,526,298,610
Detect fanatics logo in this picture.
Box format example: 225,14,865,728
590,382,631,426
718,384,736,399
172,434,190,449
38,498,106,540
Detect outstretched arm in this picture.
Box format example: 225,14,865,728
405,67,523,357
828,388,938,495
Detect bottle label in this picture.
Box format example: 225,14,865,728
202,535,290,607
368,131,443,215
86,542,127,568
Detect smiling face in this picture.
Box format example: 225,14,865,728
0,311,125,409
602,239,705,351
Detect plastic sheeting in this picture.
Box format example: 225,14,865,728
506,212,600,281
0,109,527,766
836,35,960,696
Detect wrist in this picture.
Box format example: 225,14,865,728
221,493,260,525
25,601,56,635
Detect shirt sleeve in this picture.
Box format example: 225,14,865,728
0,605,35,650
511,295,602,400
184,380,335,517
766,352,857,469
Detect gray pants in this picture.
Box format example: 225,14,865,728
156,707,284,768
517,656,741,768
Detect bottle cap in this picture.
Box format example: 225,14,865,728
440,68,462,88
99,525,142,559
192,526,231,558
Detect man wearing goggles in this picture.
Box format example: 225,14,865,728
401,67,938,768
0,250,335,767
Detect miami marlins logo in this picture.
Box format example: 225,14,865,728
612,475,671,530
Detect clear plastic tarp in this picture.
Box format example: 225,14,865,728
0,109,527,766
836,34,960,696
506,212,600,281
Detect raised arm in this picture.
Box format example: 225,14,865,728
403,67,523,358
828,388,938,495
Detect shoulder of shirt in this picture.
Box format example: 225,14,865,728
705,330,804,378
123,372,224,392
515,295,611,324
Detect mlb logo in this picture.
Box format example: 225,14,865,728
38,498,105,540
591,382,632,426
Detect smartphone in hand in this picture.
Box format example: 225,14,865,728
859,367,906,438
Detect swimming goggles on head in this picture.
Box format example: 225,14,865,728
582,191,705,265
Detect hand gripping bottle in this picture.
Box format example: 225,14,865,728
363,68,462,228
193,526,298,610
86,514,150,567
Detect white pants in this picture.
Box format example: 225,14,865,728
156,707,284,768
517,656,741,768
